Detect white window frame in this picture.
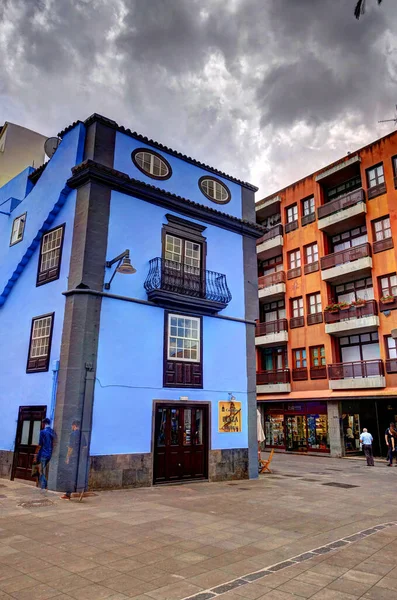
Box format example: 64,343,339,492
200,178,230,203
10,213,26,246
167,314,200,363
286,204,298,223
134,150,170,178
30,315,53,359
302,196,315,216
39,226,64,274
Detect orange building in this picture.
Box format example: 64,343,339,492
256,130,397,458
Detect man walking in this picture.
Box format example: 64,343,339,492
385,422,397,466
360,428,375,466
35,418,55,492
60,420,87,500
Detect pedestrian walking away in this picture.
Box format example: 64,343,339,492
360,428,375,466
385,422,397,466
60,420,87,500
35,418,55,492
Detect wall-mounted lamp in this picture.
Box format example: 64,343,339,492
104,249,136,290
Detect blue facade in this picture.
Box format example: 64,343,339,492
0,114,259,488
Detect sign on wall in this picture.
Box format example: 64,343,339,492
218,401,242,433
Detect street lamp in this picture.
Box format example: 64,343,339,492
104,249,136,290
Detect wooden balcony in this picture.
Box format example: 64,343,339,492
257,369,291,393
292,368,308,381
324,300,379,336
287,267,301,280
304,261,319,275
301,213,315,227
380,296,397,312
307,312,323,325
285,220,298,234
258,271,286,302
317,189,366,235
310,366,327,379
373,237,393,254
367,182,386,200
386,359,397,374
255,319,288,347
290,316,304,329
256,224,283,260
328,360,385,390
321,243,372,284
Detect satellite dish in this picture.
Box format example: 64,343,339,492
44,137,61,159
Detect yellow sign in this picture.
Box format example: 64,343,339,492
219,401,242,433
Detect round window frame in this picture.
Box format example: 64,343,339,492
131,148,172,181
198,175,231,204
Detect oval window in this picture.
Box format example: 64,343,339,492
131,149,172,180
198,176,231,204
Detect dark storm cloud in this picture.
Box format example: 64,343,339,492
0,0,396,196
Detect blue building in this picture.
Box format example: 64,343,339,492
0,114,261,490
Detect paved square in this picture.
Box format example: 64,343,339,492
0,454,396,599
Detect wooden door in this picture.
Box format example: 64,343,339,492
11,406,47,481
154,404,208,484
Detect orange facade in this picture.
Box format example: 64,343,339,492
256,131,397,456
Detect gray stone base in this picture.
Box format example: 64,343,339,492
0,451,13,479
209,448,249,482
89,453,152,489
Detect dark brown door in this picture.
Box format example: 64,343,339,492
154,404,208,484
11,406,47,481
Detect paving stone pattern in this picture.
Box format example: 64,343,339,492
1,453,397,599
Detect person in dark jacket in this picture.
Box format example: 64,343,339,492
35,418,55,491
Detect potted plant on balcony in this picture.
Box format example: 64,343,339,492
381,294,395,304
351,298,366,307
338,301,351,311
325,303,339,313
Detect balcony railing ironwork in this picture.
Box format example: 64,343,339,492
255,319,288,336
258,271,286,290
324,299,378,324
320,243,371,271
317,188,365,220
256,224,283,245
144,258,232,304
328,360,384,380
257,369,290,385
373,237,393,254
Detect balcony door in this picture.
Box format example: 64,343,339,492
260,299,286,323
333,277,374,304
153,404,208,484
11,405,47,481
331,225,367,253
164,234,203,296
260,347,287,371
339,332,380,364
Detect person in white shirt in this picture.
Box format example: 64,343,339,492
360,428,374,466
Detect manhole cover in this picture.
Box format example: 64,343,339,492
18,499,54,508
322,482,359,489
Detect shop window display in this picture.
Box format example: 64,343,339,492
307,414,330,451
265,414,285,447
286,415,307,451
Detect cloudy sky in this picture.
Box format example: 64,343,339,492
1,0,396,198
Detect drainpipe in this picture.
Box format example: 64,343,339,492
75,363,95,494
50,360,60,421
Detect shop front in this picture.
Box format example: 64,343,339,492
260,401,330,454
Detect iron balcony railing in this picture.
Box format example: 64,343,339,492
328,360,384,380
324,299,378,324
258,271,286,290
255,319,288,336
320,242,371,271
144,258,232,304
256,224,283,246
317,188,365,220
257,369,290,385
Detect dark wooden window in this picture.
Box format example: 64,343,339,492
10,213,26,246
367,163,386,199
290,297,304,328
379,273,397,298
334,277,373,303
372,216,393,253
310,346,327,379
339,331,379,362
288,249,301,270
260,299,286,323
164,313,203,388
331,225,367,253
259,254,283,277
259,347,288,371
286,204,298,223
36,225,65,286
302,196,315,216
326,175,361,202
292,348,308,380
307,293,322,325
26,313,54,373
304,243,318,264
385,336,397,373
